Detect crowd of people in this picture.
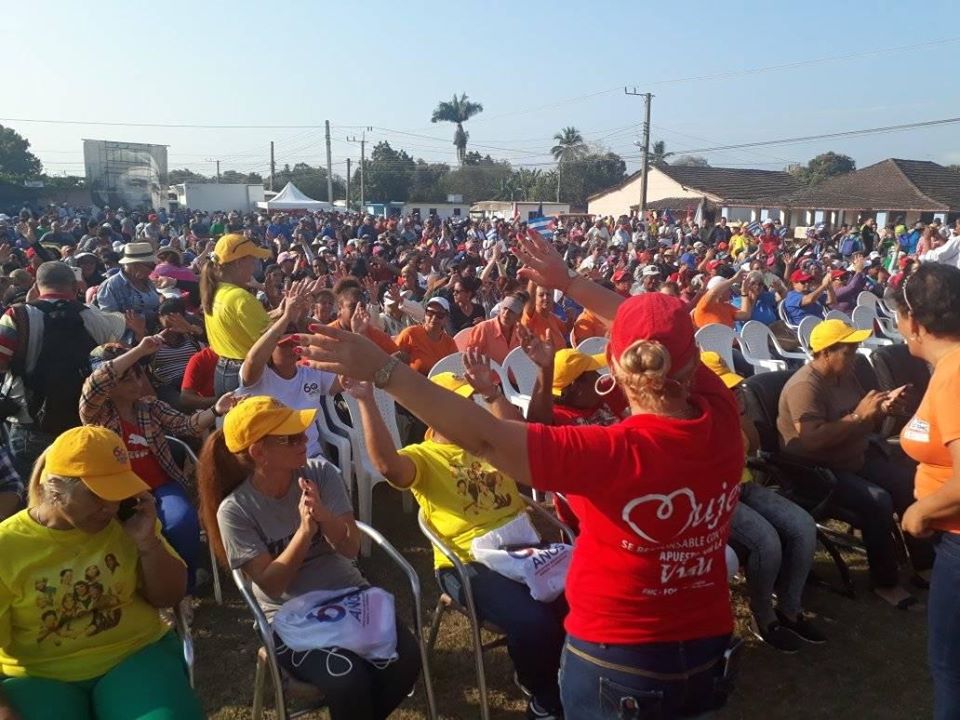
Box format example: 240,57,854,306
0,198,957,719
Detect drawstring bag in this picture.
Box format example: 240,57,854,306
470,513,572,602
272,587,398,663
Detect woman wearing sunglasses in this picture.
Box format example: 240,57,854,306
196,396,421,720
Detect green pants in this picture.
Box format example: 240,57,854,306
2,632,203,720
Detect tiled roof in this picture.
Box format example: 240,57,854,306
656,164,804,204
773,159,960,211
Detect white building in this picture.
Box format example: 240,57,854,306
470,201,571,220
169,182,265,213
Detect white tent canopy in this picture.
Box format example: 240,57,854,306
256,182,333,211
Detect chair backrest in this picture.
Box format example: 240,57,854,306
851,304,877,331
852,353,879,393
502,347,539,396
341,388,401,451
741,370,794,454
739,320,775,360
778,299,797,328
796,315,821,354
695,323,736,370
871,344,932,435
856,291,878,310
824,309,852,324
575,336,609,356
453,328,473,352
428,352,465,379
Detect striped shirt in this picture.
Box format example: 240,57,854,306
152,337,204,385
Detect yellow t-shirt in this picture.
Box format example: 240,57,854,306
204,282,270,360
396,440,525,568
0,510,179,681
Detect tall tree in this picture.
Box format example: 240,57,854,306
789,151,856,185
551,126,587,202
0,125,42,178
430,93,484,165
671,155,710,167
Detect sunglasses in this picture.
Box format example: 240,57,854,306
265,432,307,446
425,308,448,319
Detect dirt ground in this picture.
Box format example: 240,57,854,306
194,484,932,720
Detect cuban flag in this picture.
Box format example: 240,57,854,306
746,220,762,236
528,215,556,237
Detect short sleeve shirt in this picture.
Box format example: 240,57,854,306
216,459,363,619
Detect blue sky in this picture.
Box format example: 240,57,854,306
3,0,959,178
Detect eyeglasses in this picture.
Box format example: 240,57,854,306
425,309,448,319
265,432,307,446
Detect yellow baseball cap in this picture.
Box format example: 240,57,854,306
700,351,744,389
44,426,149,502
552,349,608,396
213,233,272,264
809,319,871,354
223,396,317,453
430,372,476,398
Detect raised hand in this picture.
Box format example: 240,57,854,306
514,229,571,291
518,325,555,369
462,347,499,396
135,333,164,356
350,301,371,334
298,324,388,380
340,375,373,400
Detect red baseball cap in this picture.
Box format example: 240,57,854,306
706,260,723,272
790,269,814,283
608,294,697,377
612,269,630,283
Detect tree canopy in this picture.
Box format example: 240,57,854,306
0,125,42,179
789,152,856,185
430,93,484,165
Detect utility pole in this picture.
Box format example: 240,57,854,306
346,127,372,212
206,158,221,183
269,141,275,191
625,88,652,213
346,158,351,211
324,120,334,204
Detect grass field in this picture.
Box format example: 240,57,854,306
194,484,932,720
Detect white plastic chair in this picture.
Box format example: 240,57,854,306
856,291,878,310
314,410,352,496
740,320,807,371
824,309,851,324
501,347,539,417
694,324,737,372
737,321,792,372
427,352,465,378
575,336,609,356
453,327,473,351
797,315,822,357
777,299,798,329
852,305,903,344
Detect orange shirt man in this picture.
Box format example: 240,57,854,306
395,298,458,375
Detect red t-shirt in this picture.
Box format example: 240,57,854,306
120,420,168,490
181,346,218,398
527,365,742,644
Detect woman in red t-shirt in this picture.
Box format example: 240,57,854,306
299,231,745,719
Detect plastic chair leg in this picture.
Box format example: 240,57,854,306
208,539,223,605
252,650,267,720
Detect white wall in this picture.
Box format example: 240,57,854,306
404,202,471,221
176,183,264,213
588,168,702,217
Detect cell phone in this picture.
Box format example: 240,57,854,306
117,498,139,521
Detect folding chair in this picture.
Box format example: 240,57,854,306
165,435,222,605
574,336,608,356
419,500,573,720
234,521,436,720
738,321,801,371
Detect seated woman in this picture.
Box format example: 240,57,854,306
777,319,933,609
197,396,421,720
448,277,487,332
702,351,824,653
347,360,566,720
80,337,235,594
151,298,205,408
0,426,202,720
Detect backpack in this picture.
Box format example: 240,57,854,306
10,299,98,435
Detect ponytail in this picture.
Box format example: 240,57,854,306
199,260,222,316
197,429,251,567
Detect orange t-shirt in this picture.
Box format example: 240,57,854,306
328,320,399,355
901,348,960,533
692,294,737,329
572,309,607,346
521,309,568,348
467,317,522,365
395,325,458,375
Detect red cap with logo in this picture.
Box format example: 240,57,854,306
608,294,697,377
790,269,814,283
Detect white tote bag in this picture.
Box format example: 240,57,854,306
470,513,572,602
272,586,398,662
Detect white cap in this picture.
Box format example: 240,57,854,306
707,275,726,291
642,265,661,277
426,296,451,313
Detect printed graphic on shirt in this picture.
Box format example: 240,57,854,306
453,460,513,515
126,432,150,460
34,557,124,645
903,416,931,444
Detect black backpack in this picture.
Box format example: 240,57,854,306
11,299,98,435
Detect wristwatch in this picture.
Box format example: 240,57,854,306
373,355,402,389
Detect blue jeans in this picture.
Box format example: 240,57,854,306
560,634,732,720
213,357,242,397
153,482,201,594
438,563,567,713
730,483,816,627
8,424,55,483
930,533,960,720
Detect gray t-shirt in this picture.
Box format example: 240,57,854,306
217,458,365,618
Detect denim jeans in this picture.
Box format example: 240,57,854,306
153,481,201,594
930,533,960,720
560,634,732,719
730,483,816,627
438,562,567,713
213,357,242,397
8,423,55,483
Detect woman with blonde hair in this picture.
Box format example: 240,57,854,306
298,231,745,719
0,426,202,719
196,396,421,720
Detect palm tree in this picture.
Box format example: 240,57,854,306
495,176,517,201
431,93,484,165
650,139,672,165
551,126,587,202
